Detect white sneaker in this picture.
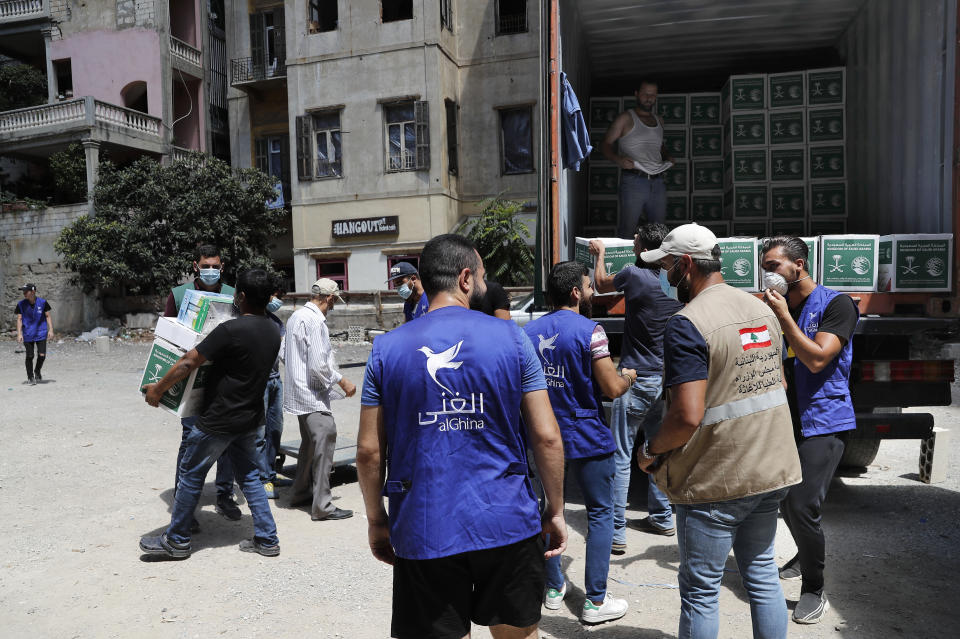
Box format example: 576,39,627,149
543,581,566,610
581,593,628,624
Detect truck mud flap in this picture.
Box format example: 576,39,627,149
852,412,934,439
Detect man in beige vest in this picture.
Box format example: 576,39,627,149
635,223,801,639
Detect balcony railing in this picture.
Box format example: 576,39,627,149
170,36,202,67
0,96,161,137
497,13,527,34
230,56,286,85
0,0,43,20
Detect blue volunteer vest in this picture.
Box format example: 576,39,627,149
524,310,614,459
793,285,858,437
371,305,541,560
18,297,48,342
403,291,429,322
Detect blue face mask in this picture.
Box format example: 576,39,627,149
198,268,221,286
266,297,283,313
397,283,413,300
659,267,679,301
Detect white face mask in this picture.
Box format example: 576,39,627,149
763,272,789,296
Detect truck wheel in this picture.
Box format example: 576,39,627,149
838,435,881,469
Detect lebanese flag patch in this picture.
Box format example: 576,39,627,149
739,325,772,350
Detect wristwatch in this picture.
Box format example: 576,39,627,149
641,439,663,464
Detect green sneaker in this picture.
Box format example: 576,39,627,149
543,581,566,610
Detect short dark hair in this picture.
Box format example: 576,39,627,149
546,261,588,308
692,245,723,274
636,223,670,251
420,234,480,297
237,268,273,309
636,79,658,92
761,236,809,266
195,244,221,262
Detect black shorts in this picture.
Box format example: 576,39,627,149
391,535,545,639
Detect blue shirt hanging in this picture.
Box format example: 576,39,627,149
561,71,592,171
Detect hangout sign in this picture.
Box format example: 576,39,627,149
332,216,399,239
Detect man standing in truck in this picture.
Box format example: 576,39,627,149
761,236,859,625
600,79,675,237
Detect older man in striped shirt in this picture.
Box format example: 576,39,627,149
284,278,356,521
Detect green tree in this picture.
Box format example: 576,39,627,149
464,194,534,286
48,143,88,203
0,63,47,111
55,153,284,295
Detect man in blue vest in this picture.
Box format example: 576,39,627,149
387,261,428,322
761,236,859,625
524,261,635,624
15,283,53,385
164,244,242,527
357,234,567,639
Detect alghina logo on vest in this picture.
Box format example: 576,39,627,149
417,340,486,432
536,333,566,388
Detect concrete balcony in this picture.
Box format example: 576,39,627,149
0,96,165,155
230,56,286,88
0,0,47,24
169,35,202,74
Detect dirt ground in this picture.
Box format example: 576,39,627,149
1,336,959,639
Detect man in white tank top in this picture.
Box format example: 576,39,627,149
601,80,675,237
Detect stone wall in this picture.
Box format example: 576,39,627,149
0,203,90,334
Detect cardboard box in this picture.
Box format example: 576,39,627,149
768,72,806,109
724,185,769,219
589,98,621,130
770,146,805,182
770,183,806,218
588,129,608,161
808,218,847,235
176,289,235,333
663,128,689,159
692,159,724,191
767,110,805,145
587,199,619,227
878,234,954,292
732,221,769,238
139,337,211,417
724,148,768,185
768,219,807,237
691,192,726,222
689,93,721,125
622,95,636,111
575,237,635,280
806,68,845,106
663,160,688,192
656,94,688,125
717,237,761,290
722,74,767,120
808,145,846,180
666,194,690,223
759,236,819,283
807,107,845,143
819,235,880,291
724,111,767,150
589,166,621,196
690,126,723,158
701,221,730,238
809,181,847,216
154,315,203,352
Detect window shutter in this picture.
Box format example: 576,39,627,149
415,100,430,170
254,137,267,173
296,115,314,180
250,13,265,77
280,135,291,200
273,8,286,72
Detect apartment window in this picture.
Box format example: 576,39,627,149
445,99,458,176
53,59,73,99
382,0,412,22
384,101,429,172
308,0,338,33
496,0,527,35
249,9,286,79
296,109,343,180
440,0,452,31
316,259,348,291
255,135,290,204
386,255,421,290
499,107,534,174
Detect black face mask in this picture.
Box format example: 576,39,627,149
668,262,692,304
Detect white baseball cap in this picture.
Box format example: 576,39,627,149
312,278,345,303
640,223,719,263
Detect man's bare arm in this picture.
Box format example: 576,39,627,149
638,379,707,472
357,404,395,565
45,311,53,340
588,240,617,293
521,389,567,558
601,114,635,169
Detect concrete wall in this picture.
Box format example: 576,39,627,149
50,29,164,117
0,204,89,334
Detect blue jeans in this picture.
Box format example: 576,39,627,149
546,453,615,602
676,488,790,639
167,427,279,546
256,377,284,482
611,374,672,545
618,172,667,237
176,417,235,498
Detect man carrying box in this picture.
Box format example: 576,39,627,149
165,244,242,525
140,268,283,559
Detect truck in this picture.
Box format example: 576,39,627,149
533,0,960,473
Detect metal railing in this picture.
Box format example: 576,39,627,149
230,56,286,85
170,36,202,67
386,152,416,172
0,97,161,137
497,13,527,34
0,0,43,20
